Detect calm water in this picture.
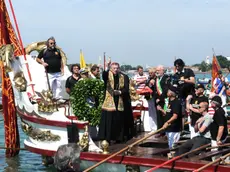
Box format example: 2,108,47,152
0,73,229,171
0,114,55,172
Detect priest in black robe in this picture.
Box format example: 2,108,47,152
98,62,133,143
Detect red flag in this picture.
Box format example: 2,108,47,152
0,0,22,157
211,55,221,92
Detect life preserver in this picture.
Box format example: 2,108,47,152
24,41,67,66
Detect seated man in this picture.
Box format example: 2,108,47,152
54,143,81,172
176,102,212,157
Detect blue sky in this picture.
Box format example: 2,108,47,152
6,0,230,67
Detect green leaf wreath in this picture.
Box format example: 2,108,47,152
70,79,104,126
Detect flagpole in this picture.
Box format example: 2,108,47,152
8,0,35,94
103,52,106,70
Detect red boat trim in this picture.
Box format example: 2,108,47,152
24,144,56,156
17,106,88,129
24,145,230,172
132,106,148,111
80,152,230,172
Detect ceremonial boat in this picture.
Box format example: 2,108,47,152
0,44,229,171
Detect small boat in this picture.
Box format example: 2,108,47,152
197,78,210,84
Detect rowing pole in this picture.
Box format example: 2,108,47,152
145,143,211,172
193,152,230,172
83,127,166,172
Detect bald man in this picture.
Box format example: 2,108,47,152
154,65,171,133
176,102,212,157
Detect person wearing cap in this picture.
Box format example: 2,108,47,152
65,64,81,94
157,85,182,149
186,84,208,139
36,36,64,100
176,102,212,157
98,61,131,143
213,70,228,116
78,68,89,80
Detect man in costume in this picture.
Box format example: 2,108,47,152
36,36,64,99
98,62,131,143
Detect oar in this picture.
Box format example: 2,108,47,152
193,152,230,172
83,127,166,172
0,146,27,151
145,143,211,172
206,143,230,150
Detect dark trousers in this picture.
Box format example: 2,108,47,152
156,109,165,130
176,136,210,158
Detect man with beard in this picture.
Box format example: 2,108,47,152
155,65,170,135
98,62,130,143
36,36,64,100
186,84,208,139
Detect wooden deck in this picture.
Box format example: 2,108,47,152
82,132,230,172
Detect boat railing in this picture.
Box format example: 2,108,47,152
83,127,166,172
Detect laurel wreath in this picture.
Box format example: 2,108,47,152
70,78,104,126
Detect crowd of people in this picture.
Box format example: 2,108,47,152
36,37,229,171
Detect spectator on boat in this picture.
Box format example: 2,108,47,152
213,70,228,116
145,68,157,131
210,96,228,151
98,62,130,143
133,65,148,91
89,64,100,79
79,68,89,80
54,143,81,172
173,58,195,130
36,36,64,100
154,65,171,136
157,85,182,149
65,64,81,94
173,59,195,99
186,84,208,139
176,102,212,157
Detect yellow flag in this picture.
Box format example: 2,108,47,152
80,49,86,68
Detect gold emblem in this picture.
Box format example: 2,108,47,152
55,51,58,55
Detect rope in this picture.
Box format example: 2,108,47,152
8,0,35,94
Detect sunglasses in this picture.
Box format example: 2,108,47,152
49,42,56,45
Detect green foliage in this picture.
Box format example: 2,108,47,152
198,61,212,72
70,79,104,126
216,55,230,68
